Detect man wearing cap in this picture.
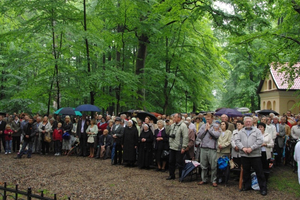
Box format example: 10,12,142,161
235,117,267,196
166,113,189,180
76,114,88,157
112,117,124,165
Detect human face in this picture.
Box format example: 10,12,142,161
261,117,266,124
143,125,149,132
273,118,278,124
287,111,291,117
206,117,212,124
221,122,226,131
244,118,253,128
127,121,132,127
157,122,163,129
281,117,286,124
103,129,108,135
237,123,243,130
258,125,265,133
221,115,228,122
43,116,48,122
173,114,181,123
145,117,150,124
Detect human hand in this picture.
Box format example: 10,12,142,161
25,135,29,138
234,146,239,152
181,148,185,154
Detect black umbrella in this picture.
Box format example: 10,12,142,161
75,104,101,112
134,111,157,123
57,107,76,116
257,109,279,115
0,112,6,116
179,162,197,182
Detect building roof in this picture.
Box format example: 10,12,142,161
270,63,300,90
257,63,300,93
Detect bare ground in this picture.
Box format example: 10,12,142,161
0,153,298,200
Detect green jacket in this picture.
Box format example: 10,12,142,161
168,121,189,151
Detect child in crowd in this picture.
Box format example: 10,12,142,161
53,122,63,156
4,124,13,154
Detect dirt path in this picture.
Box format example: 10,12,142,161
0,154,298,199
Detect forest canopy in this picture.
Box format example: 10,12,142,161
0,0,299,115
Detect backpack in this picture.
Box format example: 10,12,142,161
218,155,229,170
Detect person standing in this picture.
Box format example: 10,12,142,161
0,115,7,153
32,116,41,154
112,117,124,165
197,113,221,187
166,113,189,180
11,115,21,153
294,139,300,184
15,117,36,159
39,116,52,155
235,117,267,196
122,120,138,167
76,114,88,157
273,116,285,166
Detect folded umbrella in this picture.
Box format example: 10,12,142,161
179,162,197,182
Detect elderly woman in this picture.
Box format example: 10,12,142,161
154,120,169,171
183,121,195,160
231,120,244,168
38,116,52,155
122,120,138,167
257,122,274,180
217,121,232,158
86,119,98,158
62,116,73,155
138,124,154,169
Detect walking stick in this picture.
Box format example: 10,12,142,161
239,165,243,190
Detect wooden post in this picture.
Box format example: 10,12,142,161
239,165,243,190
27,187,32,200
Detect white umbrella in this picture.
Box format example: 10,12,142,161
237,107,250,113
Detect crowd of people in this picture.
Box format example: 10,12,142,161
0,110,300,196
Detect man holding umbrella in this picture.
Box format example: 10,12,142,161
76,114,88,157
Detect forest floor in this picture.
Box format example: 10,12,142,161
0,153,299,200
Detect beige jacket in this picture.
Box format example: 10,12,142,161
262,131,274,160
217,130,232,154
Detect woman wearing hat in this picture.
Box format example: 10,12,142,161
257,122,274,180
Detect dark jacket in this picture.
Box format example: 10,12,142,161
76,120,88,138
122,126,138,162
23,122,36,142
154,128,169,150
111,124,124,145
0,120,7,138
99,134,113,147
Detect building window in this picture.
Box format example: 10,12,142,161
273,101,276,111
268,80,272,90
267,101,272,110
263,101,266,109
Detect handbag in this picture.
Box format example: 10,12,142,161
44,132,52,143
161,150,169,159
62,132,70,140
87,135,94,143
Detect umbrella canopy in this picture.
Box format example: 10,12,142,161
215,108,243,117
55,108,82,116
150,112,162,118
0,111,6,116
56,107,76,116
180,162,197,182
75,104,101,112
120,110,158,123
237,107,250,113
257,109,279,115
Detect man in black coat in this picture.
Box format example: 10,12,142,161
15,118,36,158
0,115,7,153
76,114,88,157
112,117,124,165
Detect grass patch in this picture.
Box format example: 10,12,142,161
269,167,300,197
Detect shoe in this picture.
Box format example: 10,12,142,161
166,176,175,180
156,168,161,171
261,191,267,196
161,169,166,172
57,153,61,156
54,153,57,156
212,183,218,187
242,187,252,191
197,181,207,185
5,152,7,155
9,152,11,154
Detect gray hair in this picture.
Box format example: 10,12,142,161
243,116,253,122
157,120,164,126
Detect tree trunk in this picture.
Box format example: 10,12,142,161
135,34,149,110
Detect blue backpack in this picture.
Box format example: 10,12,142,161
218,156,229,170
62,132,70,140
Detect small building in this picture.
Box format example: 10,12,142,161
257,63,300,115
